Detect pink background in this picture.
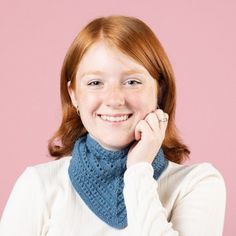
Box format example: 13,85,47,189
0,0,235,235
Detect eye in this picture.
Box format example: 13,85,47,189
125,79,142,86
87,80,102,86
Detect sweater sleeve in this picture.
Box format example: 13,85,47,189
0,167,48,236
123,162,226,236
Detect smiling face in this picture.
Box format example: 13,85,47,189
68,40,158,150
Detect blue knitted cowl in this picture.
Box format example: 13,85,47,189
68,133,168,229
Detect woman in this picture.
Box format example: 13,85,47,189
0,15,226,235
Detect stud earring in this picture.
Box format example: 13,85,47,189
76,105,80,116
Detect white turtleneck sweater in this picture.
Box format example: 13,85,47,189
0,156,226,236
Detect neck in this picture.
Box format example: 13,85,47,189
85,133,132,160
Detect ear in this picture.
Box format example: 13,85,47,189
67,81,78,108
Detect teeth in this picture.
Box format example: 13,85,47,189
100,115,129,122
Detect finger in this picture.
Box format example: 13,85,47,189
160,114,168,134
155,110,169,133
144,112,160,132
134,119,152,141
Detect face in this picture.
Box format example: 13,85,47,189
68,41,158,150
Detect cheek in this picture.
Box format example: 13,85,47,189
130,89,157,108
78,92,98,110
77,93,98,128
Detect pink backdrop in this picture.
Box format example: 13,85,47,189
0,0,235,235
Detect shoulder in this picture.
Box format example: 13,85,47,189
15,156,72,194
29,156,72,175
27,156,72,184
164,161,225,183
159,160,226,199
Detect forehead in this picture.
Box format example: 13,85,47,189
76,41,149,77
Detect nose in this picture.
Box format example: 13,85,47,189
104,85,125,108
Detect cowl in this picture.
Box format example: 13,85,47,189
68,133,168,229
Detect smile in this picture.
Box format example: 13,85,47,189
98,114,133,122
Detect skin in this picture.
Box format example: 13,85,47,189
68,40,169,168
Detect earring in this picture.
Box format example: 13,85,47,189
76,105,80,116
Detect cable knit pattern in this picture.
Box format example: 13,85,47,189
68,133,168,229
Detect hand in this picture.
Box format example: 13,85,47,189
126,109,169,168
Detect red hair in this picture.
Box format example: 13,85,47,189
48,15,190,164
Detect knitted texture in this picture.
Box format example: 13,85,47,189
68,133,169,229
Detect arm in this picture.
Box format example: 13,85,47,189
0,167,48,236
123,162,226,236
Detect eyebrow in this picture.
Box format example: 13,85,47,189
80,69,147,78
